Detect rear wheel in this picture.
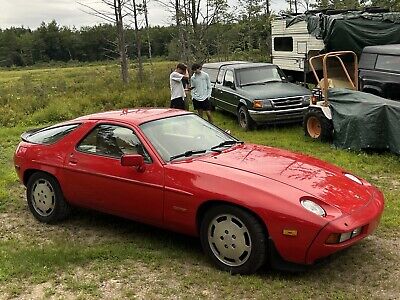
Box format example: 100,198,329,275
303,109,333,141
238,106,255,131
26,172,71,223
200,205,266,274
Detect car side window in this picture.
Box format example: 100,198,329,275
223,70,235,87
202,67,218,83
359,53,377,70
217,67,226,84
375,55,400,73
77,124,151,162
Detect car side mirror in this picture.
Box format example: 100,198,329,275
287,75,294,83
226,81,236,90
121,154,146,173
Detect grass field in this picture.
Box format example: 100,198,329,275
0,63,399,299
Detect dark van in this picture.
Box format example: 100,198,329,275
359,44,400,100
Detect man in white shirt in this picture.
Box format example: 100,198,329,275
170,63,189,109
190,63,213,123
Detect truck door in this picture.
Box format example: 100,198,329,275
220,69,239,114
212,67,227,110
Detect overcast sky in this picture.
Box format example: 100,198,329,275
0,0,290,29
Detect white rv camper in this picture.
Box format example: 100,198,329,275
271,17,324,82
271,10,400,82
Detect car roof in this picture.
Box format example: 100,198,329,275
203,61,276,69
229,62,276,69
74,108,192,126
202,61,249,69
363,44,400,56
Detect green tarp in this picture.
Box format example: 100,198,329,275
286,11,400,56
328,88,400,154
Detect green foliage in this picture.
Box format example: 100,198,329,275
0,62,173,127
0,22,179,67
371,0,400,11
312,0,362,9
0,16,273,68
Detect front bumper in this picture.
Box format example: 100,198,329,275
305,188,385,264
249,107,307,123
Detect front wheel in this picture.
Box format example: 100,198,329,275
200,205,267,274
26,172,71,223
238,106,255,131
303,109,333,141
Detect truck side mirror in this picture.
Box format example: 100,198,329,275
227,81,236,90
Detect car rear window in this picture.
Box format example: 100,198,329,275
375,55,400,73
25,124,80,144
202,67,219,83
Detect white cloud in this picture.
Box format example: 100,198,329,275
0,0,291,29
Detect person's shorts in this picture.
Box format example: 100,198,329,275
170,97,185,109
193,98,212,111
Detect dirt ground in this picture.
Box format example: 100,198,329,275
1,197,400,300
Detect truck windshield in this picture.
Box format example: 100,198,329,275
238,67,283,86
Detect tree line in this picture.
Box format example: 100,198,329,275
0,0,397,71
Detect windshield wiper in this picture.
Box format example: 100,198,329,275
241,82,265,87
241,80,281,87
170,149,207,161
211,140,243,150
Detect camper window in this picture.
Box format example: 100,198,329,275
274,37,293,52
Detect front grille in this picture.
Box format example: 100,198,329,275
271,96,304,110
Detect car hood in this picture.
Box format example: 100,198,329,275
239,82,311,100
197,144,372,214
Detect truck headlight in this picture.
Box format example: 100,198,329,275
253,100,272,109
302,95,311,105
301,199,326,217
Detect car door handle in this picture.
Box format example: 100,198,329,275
68,153,78,165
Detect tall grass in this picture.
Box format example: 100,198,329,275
0,62,174,127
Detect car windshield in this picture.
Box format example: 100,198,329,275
238,66,283,86
140,114,239,162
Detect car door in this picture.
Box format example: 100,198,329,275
212,67,227,110
62,122,164,225
219,69,240,114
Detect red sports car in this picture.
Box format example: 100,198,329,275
14,109,384,274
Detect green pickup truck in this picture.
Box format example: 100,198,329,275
202,61,311,130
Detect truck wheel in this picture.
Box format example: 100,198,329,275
303,109,333,141
238,106,255,131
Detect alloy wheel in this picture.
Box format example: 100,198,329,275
208,213,252,267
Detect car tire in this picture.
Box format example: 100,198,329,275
303,109,333,141
238,106,255,131
200,205,267,275
26,172,71,223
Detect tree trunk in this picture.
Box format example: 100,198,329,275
132,0,144,82
143,0,152,60
115,0,129,84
